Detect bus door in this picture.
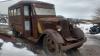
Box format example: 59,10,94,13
24,5,32,37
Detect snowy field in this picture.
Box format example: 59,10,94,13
0,23,37,56
0,39,37,56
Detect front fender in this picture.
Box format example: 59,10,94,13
44,29,64,44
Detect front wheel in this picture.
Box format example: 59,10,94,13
43,34,62,56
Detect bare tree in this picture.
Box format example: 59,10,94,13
94,8,100,20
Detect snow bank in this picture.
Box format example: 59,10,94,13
77,24,93,33
7,31,13,35
0,23,8,25
0,41,37,56
0,39,4,43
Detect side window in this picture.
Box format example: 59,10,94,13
8,10,11,16
14,9,16,16
24,21,30,31
16,8,21,15
24,6,29,16
11,10,13,16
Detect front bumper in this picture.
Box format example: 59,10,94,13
61,37,87,51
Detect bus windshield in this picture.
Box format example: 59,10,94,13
33,7,56,16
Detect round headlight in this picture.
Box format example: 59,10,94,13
56,25,62,31
57,28,61,31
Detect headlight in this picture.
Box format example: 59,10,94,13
56,25,62,31
57,28,61,31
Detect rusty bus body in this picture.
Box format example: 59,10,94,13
8,1,56,38
6,1,87,56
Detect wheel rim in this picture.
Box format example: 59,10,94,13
47,37,57,53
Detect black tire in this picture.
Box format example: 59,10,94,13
43,34,62,56
66,49,81,56
11,26,21,38
89,30,97,34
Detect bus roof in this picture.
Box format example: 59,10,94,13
9,0,54,9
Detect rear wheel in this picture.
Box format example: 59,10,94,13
43,34,62,56
12,30,18,37
11,26,21,38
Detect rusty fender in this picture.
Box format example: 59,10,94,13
44,29,64,44
61,37,87,51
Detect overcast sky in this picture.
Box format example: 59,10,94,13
0,0,100,19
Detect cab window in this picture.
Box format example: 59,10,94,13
14,9,16,16
8,10,11,16
11,10,14,16
16,8,21,15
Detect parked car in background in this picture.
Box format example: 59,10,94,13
89,25,100,34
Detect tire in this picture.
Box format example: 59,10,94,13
11,26,21,38
12,30,17,37
43,34,62,56
66,49,81,56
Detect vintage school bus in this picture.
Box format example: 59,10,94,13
7,0,86,56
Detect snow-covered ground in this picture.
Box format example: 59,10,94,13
77,24,93,33
0,39,37,56
80,34,100,56
0,23,8,25
0,24,8,29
